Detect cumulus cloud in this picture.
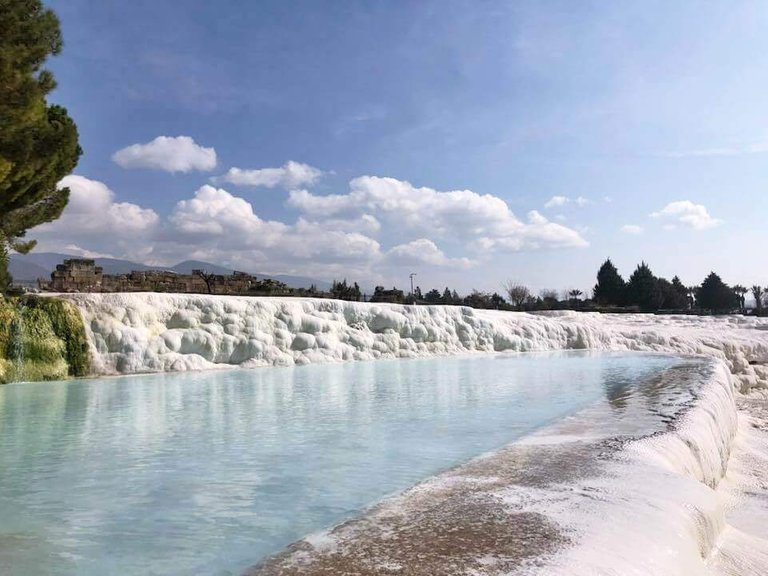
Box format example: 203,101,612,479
650,200,721,230
213,161,324,189
289,176,588,252
168,185,380,263
621,224,644,235
112,136,217,173
33,173,588,283
32,175,160,259
385,239,473,268
48,175,158,236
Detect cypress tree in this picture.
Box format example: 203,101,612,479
696,272,738,313
593,258,626,305
626,262,662,312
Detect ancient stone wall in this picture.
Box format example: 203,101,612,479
42,259,291,296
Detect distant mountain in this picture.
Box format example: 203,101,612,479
169,260,234,276
268,274,331,291
9,252,79,272
9,252,331,291
86,257,157,275
8,259,50,285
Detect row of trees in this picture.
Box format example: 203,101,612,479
594,259,760,313
329,259,762,315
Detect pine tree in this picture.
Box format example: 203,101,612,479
424,288,441,303
626,262,662,312
593,259,626,305
0,1,81,292
696,272,739,313
670,276,689,309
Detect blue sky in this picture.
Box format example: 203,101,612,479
32,0,768,294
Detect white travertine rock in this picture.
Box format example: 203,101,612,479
56,293,768,392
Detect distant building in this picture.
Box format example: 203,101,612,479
41,259,292,296
48,259,104,292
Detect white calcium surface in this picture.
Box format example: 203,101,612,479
57,293,768,392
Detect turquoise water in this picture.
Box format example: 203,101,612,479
0,352,678,575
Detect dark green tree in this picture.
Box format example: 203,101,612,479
0,0,81,292
626,262,662,312
463,290,491,309
424,288,441,303
330,279,362,301
670,276,689,309
593,259,626,305
655,276,688,310
752,285,764,313
732,285,748,312
696,272,738,313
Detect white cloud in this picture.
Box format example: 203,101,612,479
471,211,588,252
32,175,160,260
51,175,159,236
544,195,569,208
213,161,324,189
168,185,381,263
527,210,548,225
544,195,589,208
32,173,588,285
621,224,644,235
112,136,217,173
385,239,473,268
650,200,721,230
61,245,117,259
289,176,588,252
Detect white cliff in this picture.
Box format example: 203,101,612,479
58,293,768,392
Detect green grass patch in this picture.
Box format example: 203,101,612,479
0,295,90,383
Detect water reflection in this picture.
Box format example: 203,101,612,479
0,352,680,576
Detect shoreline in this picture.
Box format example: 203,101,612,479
246,357,753,575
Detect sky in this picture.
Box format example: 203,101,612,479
30,0,768,295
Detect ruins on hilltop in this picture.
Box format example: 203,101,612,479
41,259,294,296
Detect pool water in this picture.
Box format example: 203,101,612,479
0,351,679,575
